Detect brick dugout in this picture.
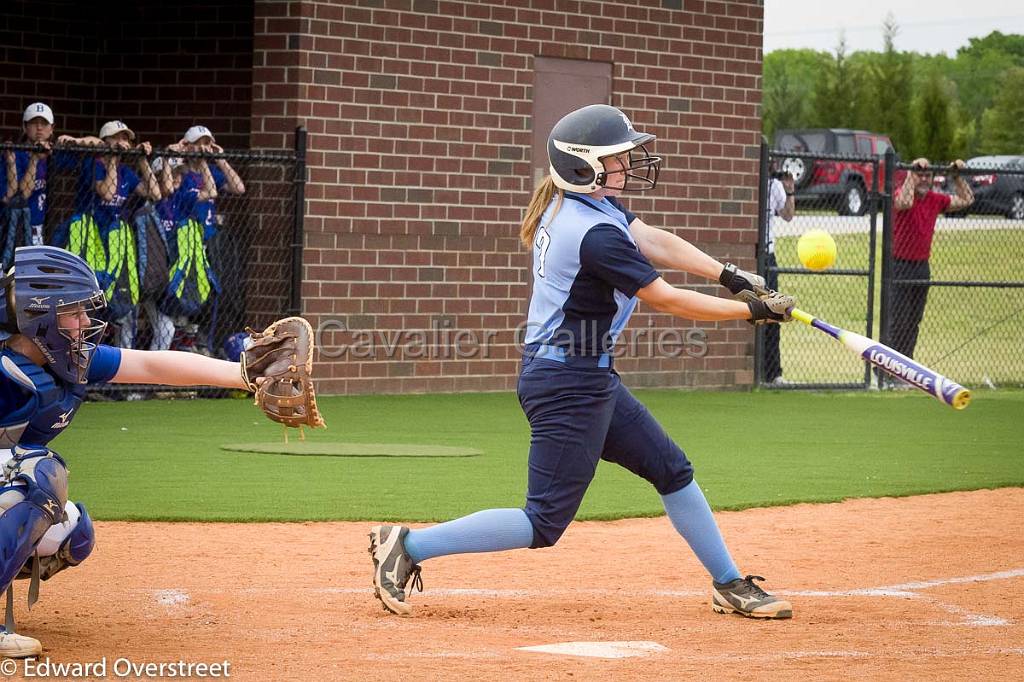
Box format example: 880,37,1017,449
1,0,765,394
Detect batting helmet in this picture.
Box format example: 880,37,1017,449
0,246,107,383
547,104,661,193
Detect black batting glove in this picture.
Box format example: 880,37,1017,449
719,262,766,297
747,291,796,325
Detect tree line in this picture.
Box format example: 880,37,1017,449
763,22,1024,161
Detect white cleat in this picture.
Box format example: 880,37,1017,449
0,629,42,658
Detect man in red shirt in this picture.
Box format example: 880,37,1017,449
890,157,973,364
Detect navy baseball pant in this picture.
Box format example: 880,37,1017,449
517,355,694,548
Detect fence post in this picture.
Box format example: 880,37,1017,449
863,157,881,387
879,148,896,354
289,126,308,317
753,139,770,387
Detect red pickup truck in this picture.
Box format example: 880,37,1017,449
773,128,907,215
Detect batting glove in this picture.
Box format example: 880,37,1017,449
747,291,796,324
719,262,766,298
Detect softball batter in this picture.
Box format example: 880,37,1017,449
370,104,796,619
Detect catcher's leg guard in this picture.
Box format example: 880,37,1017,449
0,452,68,591
17,502,95,582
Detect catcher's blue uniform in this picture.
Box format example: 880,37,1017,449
519,194,693,547
0,345,121,449
0,345,119,599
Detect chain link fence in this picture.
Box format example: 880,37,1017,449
881,154,1024,389
1,130,306,398
758,141,1024,390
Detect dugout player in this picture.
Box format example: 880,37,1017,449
369,105,797,619
11,103,100,251
13,103,63,248
174,126,245,354
0,246,253,657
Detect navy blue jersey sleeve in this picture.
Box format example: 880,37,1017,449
579,225,660,297
605,196,637,226
87,344,122,384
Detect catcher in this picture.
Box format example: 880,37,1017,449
0,245,322,657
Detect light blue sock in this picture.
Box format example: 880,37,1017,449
661,480,741,584
403,508,535,564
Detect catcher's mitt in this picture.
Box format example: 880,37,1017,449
240,317,326,430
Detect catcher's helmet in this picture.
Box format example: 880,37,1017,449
223,331,251,363
0,246,107,383
547,104,661,193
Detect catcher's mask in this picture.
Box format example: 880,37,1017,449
0,246,107,384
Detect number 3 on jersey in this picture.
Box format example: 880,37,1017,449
535,227,551,278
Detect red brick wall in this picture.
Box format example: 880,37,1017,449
250,0,765,395
0,1,102,136
94,2,255,149
1,0,253,148
5,0,766,395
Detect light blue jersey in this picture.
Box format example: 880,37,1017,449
524,194,658,356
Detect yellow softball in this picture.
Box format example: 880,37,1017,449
797,230,837,271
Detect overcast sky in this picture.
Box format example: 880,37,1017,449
764,0,1024,55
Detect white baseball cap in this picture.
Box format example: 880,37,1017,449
184,125,215,143
23,102,54,125
99,120,135,141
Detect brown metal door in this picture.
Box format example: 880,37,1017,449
531,57,612,187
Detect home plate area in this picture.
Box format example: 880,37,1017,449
515,641,669,659
19,488,1024,681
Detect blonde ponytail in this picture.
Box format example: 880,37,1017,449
519,176,563,248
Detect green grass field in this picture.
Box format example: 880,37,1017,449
56,390,1024,522
774,226,1024,386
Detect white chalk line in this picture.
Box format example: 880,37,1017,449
880,568,1024,592
148,567,1023,629
144,571,1023,663
681,647,1024,663
206,566,1022,600
358,647,1024,663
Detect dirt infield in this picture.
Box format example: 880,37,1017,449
14,488,1024,681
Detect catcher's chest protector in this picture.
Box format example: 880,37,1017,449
0,351,86,448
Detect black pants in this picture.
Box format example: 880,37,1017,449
762,253,782,382
889,258,930,359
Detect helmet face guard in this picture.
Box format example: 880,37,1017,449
44,294,108,383
547,104,662,193
594,144,661,192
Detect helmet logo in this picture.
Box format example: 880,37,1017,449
566,145,590,153
620,113,635,132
